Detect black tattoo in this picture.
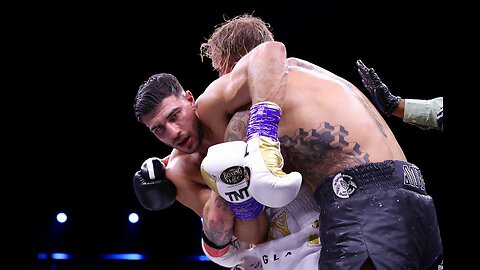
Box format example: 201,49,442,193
214,195,231,212
202,197,233,247
279,123,370,190
224,110,370,191
225,111,249,141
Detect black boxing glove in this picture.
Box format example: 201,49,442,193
356,59,401,116
133,157,176,211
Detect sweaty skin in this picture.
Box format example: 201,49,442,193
202,62,406,194
140,42,289,246
195,45,405,248
139,41,405,250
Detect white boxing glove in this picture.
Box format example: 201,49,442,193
201,141,264,220
245,102,302,208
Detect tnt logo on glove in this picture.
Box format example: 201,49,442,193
220,166,251,203
201,141,264,220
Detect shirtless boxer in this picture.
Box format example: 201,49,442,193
199,38,443,270
133,15,322,270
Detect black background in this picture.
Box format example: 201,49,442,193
32,1,448,269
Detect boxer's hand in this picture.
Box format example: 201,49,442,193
133,157,176,211
201,141,264,220
201,235,246,268
245,102,302,208
356,59,401,116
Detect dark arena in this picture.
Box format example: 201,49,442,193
34,1,449,269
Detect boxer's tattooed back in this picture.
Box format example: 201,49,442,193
224,111,370,190
279,123,369,190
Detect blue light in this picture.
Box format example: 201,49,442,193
38,253,210,262
37,253,48,260
128,213,139,223
185,255,211,262
100,253,146,260
51,253,71,260
56,212,67,223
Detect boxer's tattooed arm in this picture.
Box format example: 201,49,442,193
224,110,249,142
203,196,234,247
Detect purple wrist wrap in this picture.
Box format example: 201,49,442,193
246,102,281,141
228,198,264,220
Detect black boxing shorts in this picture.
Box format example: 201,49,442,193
314,160,443,270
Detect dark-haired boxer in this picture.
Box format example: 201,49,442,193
134,14,443,270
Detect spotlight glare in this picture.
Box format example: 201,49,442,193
128,213,139,223
51,253,71,260
101,253,146,260
56,212,67,223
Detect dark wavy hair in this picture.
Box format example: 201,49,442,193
134,73,184,123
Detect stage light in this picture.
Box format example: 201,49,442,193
128,212,139,223
100,253,146,260
56,212,67,223
51,253,71,260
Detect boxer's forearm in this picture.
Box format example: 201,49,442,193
202,192,235,248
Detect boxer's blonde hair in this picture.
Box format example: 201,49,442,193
200,14,274,75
